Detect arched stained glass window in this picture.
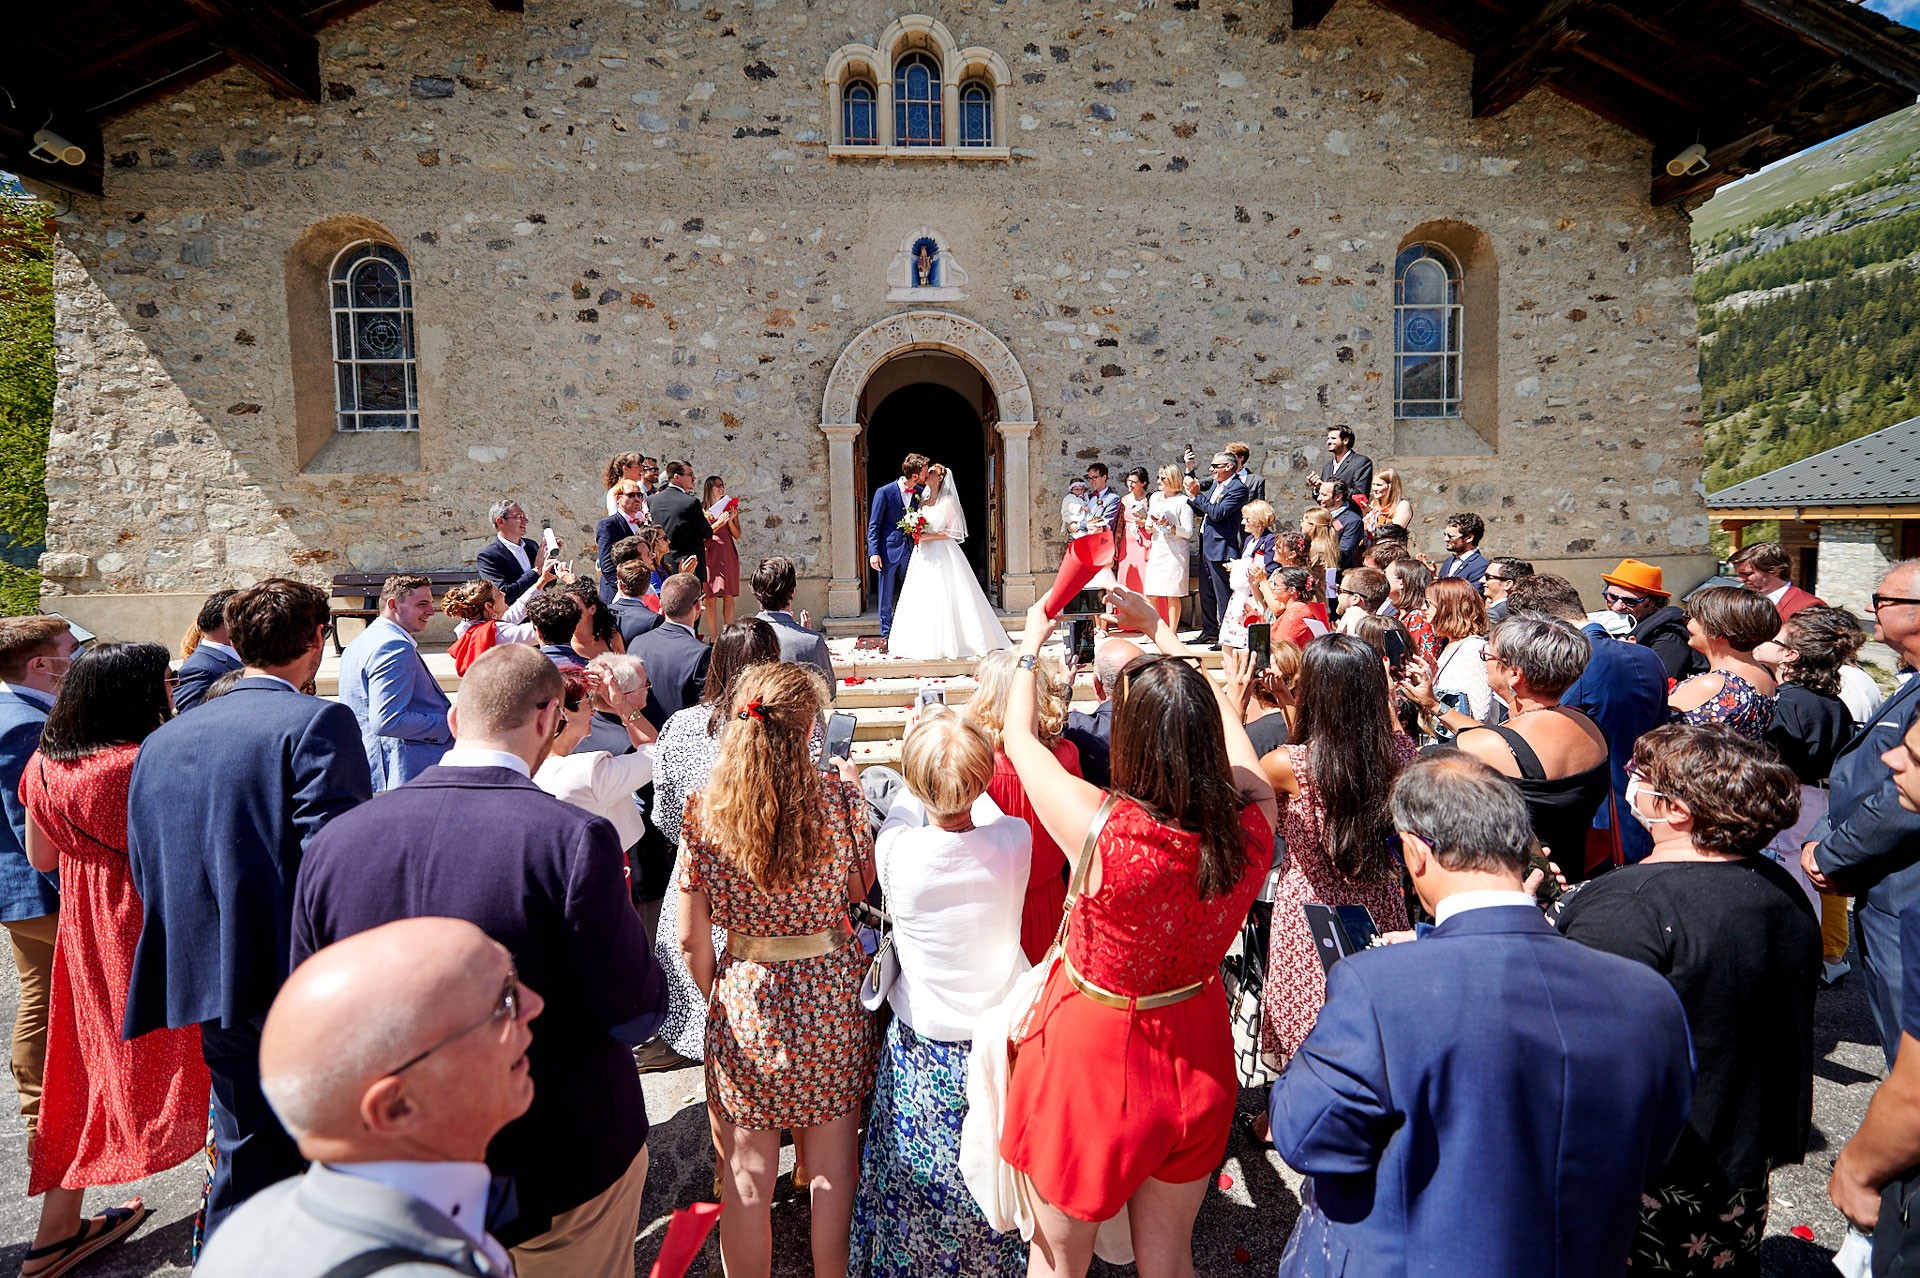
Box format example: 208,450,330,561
894,52,943,147
329,242,418,432
1393,244,1462,419
959,81,992,147
843,79,878,146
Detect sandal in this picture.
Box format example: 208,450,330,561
20,1199,150,1278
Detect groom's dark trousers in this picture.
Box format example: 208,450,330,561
868,480,918,640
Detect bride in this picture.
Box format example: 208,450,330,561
887,463,1011,659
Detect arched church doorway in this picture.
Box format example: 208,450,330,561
860,351,995,593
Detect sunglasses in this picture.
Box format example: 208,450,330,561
1601,590,1648,607
383,967,522,1076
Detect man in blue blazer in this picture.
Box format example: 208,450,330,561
1808,561,1920,1063
610,559,664,647
595,484,649,605
125,579,373,1238
1512,575,1669,863
476,499,547,605
629,573,711,729
337,574,452,791
1318,478,1367,570
173,589,240,712
1270,755,1693,1277
1436,511,1490,592
0,617,75,1150
1183,451,1248,644
292,644,667,1267
867,452,928,644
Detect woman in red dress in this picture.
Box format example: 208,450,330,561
1000,591,1277,1276
703,474,743,644
964,649,1083,962
19,643,209,1276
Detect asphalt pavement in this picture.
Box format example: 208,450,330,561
0,935,1885,1277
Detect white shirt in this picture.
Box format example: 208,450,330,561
535,746,657,848
453,589,539,644
495,533,532,573
1840,664,1886,729
332,1161,511,1274
1766,583,1791,605
1433,889,1537,926
0,682,54,710
438,746,530,777
876,793,1033,1043
196,639,240,663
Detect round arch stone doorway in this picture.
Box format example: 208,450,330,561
819,311,1039,619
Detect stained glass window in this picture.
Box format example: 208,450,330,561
894,53,943,147
1393,245,1462,419
329,242,418,432
843,80,878,146
959,81,992,147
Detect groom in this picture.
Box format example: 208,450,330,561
868,452,930,644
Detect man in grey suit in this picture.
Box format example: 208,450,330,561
199,916,538,1276
750,556,836,700
337,574,453,791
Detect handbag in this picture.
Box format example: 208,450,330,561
858,854,899,1013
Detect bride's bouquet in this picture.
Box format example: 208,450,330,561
897,510,930,545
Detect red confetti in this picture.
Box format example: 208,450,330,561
1790,1226,1815,1241
1217,1173,1235,1190
1234,1246,1252,1265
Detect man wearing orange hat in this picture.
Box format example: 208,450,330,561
1599,560,1705,683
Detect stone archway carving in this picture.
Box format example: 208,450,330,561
820,310,1039,618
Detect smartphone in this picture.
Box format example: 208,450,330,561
823,711,857,764
1067,618,1096,666
1247,622,1271,669
917,686,945,709
1382,627,1408,679
1335,905,1382,952
1065,586,1107,617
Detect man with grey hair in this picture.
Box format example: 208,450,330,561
199,917,541,1276
476,500,548,605
1062,636,1143,788
1268,753,1692,1276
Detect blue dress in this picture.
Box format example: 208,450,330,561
1672,671,1777,742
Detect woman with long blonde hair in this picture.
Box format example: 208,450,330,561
678,662,875,1278
1366,467,1413,535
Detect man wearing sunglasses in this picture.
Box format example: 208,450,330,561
293,643,666,1277
1598,559,1704,683
1803,560,1920,1066
200,917,539,1276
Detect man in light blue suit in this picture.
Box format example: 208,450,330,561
338,574,452,791
1270,754,1693,1278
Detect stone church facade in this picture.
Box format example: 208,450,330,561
41,0,1717,638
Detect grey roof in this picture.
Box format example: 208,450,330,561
1707,416,1920,509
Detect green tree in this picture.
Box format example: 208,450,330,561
0,194,53,614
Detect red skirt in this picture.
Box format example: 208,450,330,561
1000,964,1237,1221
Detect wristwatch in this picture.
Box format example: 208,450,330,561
623,710,647,724
1017,654,1038,671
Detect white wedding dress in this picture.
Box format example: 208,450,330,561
888,476,1011,659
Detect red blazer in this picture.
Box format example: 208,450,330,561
1774,584,1823,620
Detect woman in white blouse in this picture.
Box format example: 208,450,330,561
850,708,1032,1278
1424,577,1495,725
1144,463,1196,632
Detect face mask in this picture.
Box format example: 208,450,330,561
1624,776,1674,832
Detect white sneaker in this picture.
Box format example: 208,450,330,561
1822,959,1851,986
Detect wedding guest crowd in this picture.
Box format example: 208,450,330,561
19,430,1920,1278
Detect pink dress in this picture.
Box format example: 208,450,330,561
1259,735,1417,1065
20,745,211,1195
705,516,740,598
1115,494,1151,595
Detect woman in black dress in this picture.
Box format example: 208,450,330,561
1555,724,1816,1278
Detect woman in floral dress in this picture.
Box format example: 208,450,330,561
678,661,875,1278
1668,587,1780,743
650,619,782,1062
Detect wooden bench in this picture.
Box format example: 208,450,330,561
328,570,481,653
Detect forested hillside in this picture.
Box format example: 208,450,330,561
1693,104,1920,493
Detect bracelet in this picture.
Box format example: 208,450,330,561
1017,654,1038,671
623,710,647,724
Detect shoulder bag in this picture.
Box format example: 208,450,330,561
858,846,899,1013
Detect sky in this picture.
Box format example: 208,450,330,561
1863,0,1920,24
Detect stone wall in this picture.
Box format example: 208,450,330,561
1816,519,1898,616
43,0,1712,631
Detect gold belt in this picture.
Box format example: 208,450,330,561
1063,954,1210,1010
727,919,856,963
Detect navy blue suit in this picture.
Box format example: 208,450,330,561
292,765,667,1246
1438,547,1489,592
1812,674,1920,1062
0,688,58,922
476,536,541,605
628,620,710,730
1270,904,1693,1277
1562,623,1671,863
609,593,664,647
595,512,645,605
172,643,243,714
1329,503,1366,570
125,679,372,1235
1186,475,1248,640
867,479,923,639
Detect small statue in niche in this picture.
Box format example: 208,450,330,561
914,242,935,287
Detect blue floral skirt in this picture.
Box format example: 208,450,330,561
850,1017,1027,1278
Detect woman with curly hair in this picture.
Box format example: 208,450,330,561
559,577,624,660
1556,724,1815,1278
439,575,549,675
965,648,1083,963
678,661,874,1278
